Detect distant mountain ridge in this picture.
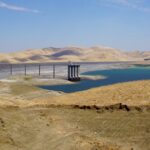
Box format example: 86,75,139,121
0,46,149,63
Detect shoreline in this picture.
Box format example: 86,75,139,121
0,63,149,108
0,64,149,150
0,61,132,79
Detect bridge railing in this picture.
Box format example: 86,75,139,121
0,63,69,79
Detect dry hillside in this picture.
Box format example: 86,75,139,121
0,79,149,108
126,51,150,60
0,46,141,63
0,79,149,150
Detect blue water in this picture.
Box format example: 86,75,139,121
40,67,150,93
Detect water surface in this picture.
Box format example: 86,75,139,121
40,67,150,93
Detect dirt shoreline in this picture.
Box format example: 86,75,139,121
0,73,149,150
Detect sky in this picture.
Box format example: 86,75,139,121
0,0,150,52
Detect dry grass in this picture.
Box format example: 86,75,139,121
0,80,149,108
0,79,150,150
0,107,149,150
28,80,150,108
10,84,39,95
0,46,135,63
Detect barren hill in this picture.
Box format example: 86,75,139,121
0,77,149,150
0,46,147,63
126,51,150,60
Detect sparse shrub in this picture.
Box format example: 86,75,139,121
23,76,32,81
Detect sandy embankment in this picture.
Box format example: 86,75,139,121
24,80,150,109
0,74,150,150
0,77,150,150
0,74,149,109
0,74,106,107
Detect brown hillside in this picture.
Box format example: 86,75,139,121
0,46,138,63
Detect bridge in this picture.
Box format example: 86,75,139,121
0,62,81,81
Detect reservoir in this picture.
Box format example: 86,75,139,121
40,66,150,93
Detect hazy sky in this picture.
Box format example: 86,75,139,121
0,0,150,52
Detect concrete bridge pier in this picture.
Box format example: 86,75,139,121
68,65,80,81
